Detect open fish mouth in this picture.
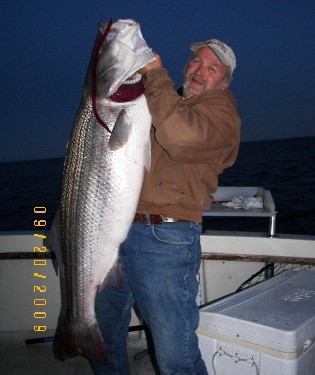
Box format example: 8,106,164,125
125,73,142,84
97,19,155,98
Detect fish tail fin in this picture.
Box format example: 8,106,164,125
56,320,107,364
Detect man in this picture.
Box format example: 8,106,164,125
91,39,240,374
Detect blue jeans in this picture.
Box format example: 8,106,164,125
91,218,208,374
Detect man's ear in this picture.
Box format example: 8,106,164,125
222,80,230,90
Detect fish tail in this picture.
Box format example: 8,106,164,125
57,321,107,363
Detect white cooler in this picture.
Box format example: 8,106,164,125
198,269,315,375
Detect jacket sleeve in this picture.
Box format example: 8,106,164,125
142,68,241,167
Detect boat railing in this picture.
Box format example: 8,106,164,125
203,186,277,237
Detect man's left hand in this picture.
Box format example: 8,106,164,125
139,52,163,75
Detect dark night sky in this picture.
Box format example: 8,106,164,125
1,0,314,162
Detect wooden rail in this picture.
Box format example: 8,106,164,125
0,252,56,260
1,251,314,265
202,252,315,265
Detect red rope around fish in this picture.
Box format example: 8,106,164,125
92,18,113,133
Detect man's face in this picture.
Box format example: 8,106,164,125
183,47,230,97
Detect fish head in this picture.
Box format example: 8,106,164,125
96,19,155,98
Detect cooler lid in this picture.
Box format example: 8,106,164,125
199,270,315,353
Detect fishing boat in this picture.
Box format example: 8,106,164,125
1,186,314,374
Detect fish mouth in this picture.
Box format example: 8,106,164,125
108,77,144,103
124,73,142,84
96,20,155,98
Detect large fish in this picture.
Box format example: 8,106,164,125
53,19,154,363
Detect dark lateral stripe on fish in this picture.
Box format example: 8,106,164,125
109,81,145,103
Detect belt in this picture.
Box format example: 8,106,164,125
134,213,180,224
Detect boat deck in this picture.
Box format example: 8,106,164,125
0,331,157,375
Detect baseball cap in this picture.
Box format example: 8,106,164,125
190,39,236,77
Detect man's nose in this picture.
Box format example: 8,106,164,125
195,63,206,76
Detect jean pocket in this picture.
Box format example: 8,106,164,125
151,222,195,245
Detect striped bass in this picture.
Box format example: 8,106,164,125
54,19,154,363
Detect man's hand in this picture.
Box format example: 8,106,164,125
138,53,163,75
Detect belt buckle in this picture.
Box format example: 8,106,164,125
162,216,177,223
149,214,173,224
134,213,178,224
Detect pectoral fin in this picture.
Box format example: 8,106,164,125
109,109,132,151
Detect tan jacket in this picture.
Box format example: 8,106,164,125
137,68,241,222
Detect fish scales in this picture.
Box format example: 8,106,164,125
54,19,154,363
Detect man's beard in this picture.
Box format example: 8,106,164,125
183,74,226,97
182,74,206,97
